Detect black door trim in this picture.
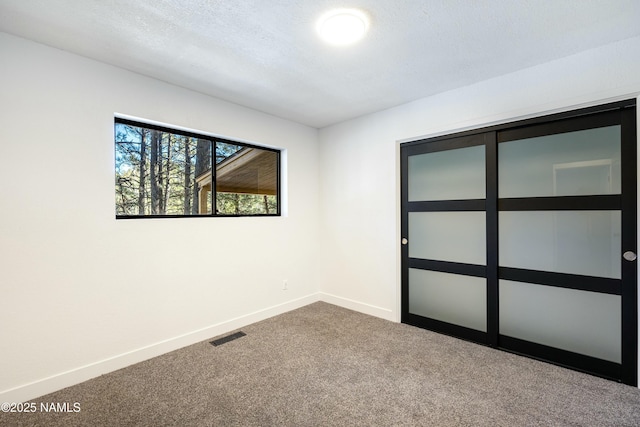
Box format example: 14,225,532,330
500,335,621,381
409,258,486,278
401,99,637,385
499,195,621,211
404,313,488,344
621,106,638,385
499,267,621,295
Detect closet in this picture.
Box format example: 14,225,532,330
401,100,637,385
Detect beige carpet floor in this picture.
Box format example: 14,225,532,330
3,301,640,426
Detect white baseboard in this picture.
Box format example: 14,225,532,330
0,293,321,404
319,292,396,322
1,292,397,403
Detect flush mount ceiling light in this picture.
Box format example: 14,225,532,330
316,8,369,46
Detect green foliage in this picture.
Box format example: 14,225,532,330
216,193,278,215
115,123,278,216
115,124,204,215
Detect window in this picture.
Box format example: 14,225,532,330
115,118,280,218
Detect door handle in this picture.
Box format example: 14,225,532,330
623,251,637,262
401,238,408,245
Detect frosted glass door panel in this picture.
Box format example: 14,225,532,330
499,126,621,198
500,280,621,362
410,269,487,332
409,212,486,264
408,145,485,201
499,211,621,278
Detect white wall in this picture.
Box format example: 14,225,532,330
3,30,640,402
0,32,320,402
318,36,640,326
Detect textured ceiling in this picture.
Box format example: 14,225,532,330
1,1,640,128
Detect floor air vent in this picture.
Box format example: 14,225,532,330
210,331,246,346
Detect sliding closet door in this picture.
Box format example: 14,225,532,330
401,100,637,385
401,133,496,344
496,108,637,383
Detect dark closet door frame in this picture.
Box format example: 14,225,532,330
401,131,495,345
400,99,637,385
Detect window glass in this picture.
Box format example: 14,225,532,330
499,211,621,278
499,126,621,198
215,142,279,215
408,145,485,201
500,280,621,362
409,211,486,265
409,269,487,332
115,119,279,217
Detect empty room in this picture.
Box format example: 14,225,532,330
2,1,640,425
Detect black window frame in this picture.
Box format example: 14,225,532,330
114,117,281,219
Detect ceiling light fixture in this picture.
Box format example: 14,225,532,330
316,8,369,46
